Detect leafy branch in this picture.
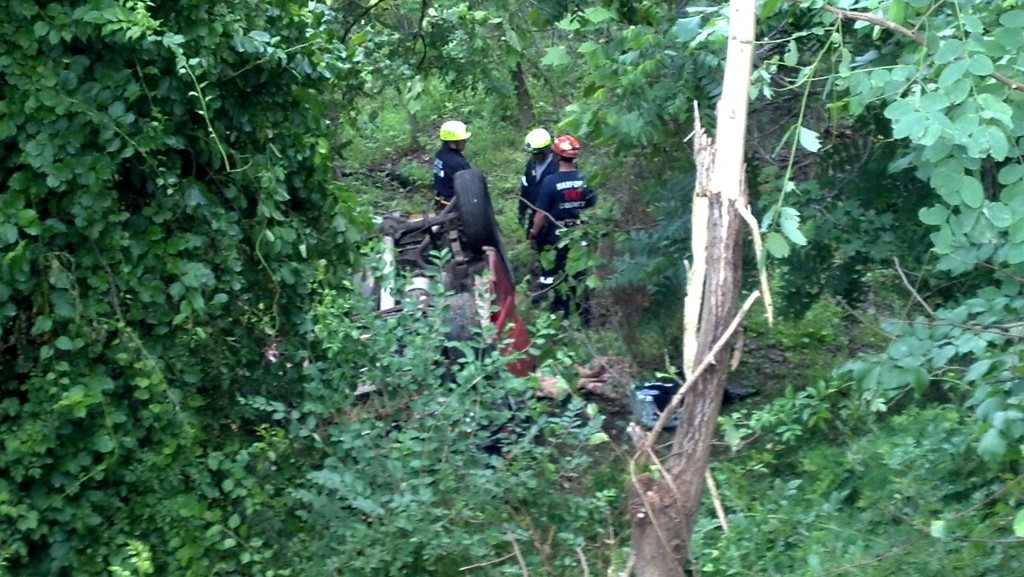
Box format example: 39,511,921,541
817,1,1024,92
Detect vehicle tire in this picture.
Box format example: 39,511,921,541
454,169,500,255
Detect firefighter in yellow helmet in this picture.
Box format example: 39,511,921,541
432,120,472,210
518,128,558,235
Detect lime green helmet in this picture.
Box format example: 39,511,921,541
523,128,552,153
439,120,471,141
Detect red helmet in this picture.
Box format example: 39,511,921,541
552,134,580,158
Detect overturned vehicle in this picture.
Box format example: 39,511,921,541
365,168,533,377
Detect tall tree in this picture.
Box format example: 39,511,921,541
628,1,758,575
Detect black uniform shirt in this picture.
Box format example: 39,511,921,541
519,152,558,223
433,145,471,202
534,170,597,246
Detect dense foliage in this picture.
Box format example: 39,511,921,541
281,277,615,576
0,1,362,573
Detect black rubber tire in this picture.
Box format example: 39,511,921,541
454,169,500,255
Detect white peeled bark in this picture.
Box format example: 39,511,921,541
710,1,755,202
630,1,758,576
681,194,708,379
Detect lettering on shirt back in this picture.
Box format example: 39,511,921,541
559,180,584,209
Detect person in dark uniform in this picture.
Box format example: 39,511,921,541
432,120,472,211
528,134,597,321
518,128,558,235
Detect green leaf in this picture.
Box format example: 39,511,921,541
55,336,74,350
0,118,15,139
502,21,521,52
30,315,52,336
249,30,272,43
761,0,783,18
1004,181,1024,204
929,519,949,539
1000,10,1024,27
1013,509,1024,537
982,125,1010,161
918,91,950,113
983,202,1013,228
586,432,610,445
887,0,906,25
938,60,969,88
107,100,126,120
977,428,1007,461
1010,218,1024,243
934,39,964,64
883,99,913,120
541,46,570,67
959,177,984,208
967,54,994,76
94,435,115,453
583,7,616,23
1005,242,1024,264
672,17,702,43
556,14,581,31
764,231,791,258
721,417,741,448
888,337,919,360
931,224,953,254
995,27,1024,50
0,223,17,245
797,127,821,152
997,164,1024,185
977,94,1014,126
892,111,927,139
918,123,944,146
779,208,807,246
33,20,49,38
918,205,949,225
946,77,973,104
15,209,38,228
964,359,993,382
51,291,76,318
963,15,984,33
950,207,979,235
784,40,798,66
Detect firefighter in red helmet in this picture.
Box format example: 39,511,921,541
528,134,597,321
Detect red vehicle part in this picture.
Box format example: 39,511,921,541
484,247,534,377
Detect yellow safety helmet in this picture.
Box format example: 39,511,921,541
439,120,471,141
523,128,552,153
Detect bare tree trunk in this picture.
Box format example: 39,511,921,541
511,60,535,129
628,1,756,575
407,110,421,152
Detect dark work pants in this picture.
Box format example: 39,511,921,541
536,240,590,324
